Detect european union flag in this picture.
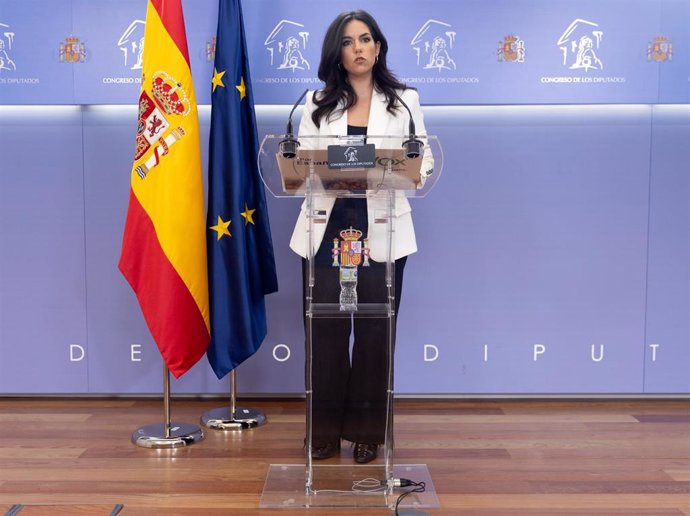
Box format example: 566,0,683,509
206,0,278,379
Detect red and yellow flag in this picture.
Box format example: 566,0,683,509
119,0,210,378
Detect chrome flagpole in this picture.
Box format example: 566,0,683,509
131,364,204,448
201,368,267,430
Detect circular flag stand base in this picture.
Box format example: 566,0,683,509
201,406,267,431
131,422,204,448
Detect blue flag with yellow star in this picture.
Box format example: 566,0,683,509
206,0,278,379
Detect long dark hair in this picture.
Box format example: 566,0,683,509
311,10,407,128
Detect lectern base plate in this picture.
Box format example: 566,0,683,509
259,463,438,509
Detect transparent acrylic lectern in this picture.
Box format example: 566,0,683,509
258,133,442,510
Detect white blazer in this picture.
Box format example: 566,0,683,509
289,88,433,261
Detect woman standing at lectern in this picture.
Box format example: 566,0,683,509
289,10,433,464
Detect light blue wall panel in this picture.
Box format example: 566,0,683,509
644,105,690,392
396,106,652,393
0,107,88,392
81,105,162,394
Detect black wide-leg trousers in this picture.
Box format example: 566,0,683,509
302,198,406,445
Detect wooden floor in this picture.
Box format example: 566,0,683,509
0,398,689,515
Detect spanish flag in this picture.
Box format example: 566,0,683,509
119,0,210,378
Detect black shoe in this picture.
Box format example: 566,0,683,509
311,441,340,460
353,443,378,464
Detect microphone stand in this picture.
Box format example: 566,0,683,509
280,88,309,158
392,91,424,159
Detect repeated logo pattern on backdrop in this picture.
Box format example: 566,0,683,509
59,35,86,63
539,17,628,87
401,18,479,88
0,18,40,88
0,22,16,72
498,35,525,63
95,18,146,89
558,19,604,72
118,20,145,70
412,20,457,72
252,17,318,92
0,0,686,104
647,36,673,63
265,19,311,72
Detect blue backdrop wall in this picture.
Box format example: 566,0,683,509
0,0,688,394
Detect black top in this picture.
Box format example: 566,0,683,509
347,124,367,136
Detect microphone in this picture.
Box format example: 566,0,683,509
280,88,309,159
392,90,424,159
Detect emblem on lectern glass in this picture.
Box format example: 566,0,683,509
332,227,370,311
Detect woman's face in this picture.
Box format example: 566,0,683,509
340,19,380,79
